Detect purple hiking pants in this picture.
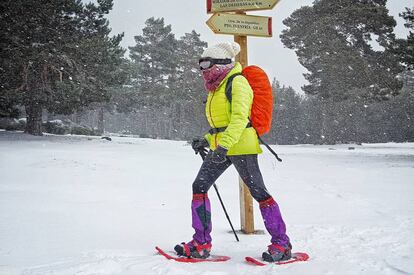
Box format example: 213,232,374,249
192,193,212,244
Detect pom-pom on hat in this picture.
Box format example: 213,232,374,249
201,42,241,59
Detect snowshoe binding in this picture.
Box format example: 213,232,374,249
174,240,212,259
262,242,292,262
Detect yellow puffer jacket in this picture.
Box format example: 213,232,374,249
204,62,262,155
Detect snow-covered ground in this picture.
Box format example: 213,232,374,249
0,130,413,275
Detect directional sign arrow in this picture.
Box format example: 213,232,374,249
206,13,272,37
207,0,280,13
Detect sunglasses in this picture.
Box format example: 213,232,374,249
199,58,232,70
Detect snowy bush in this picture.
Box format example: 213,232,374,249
138,133,151,139
70,125,98,136
43,120,70,135
0,118,26,131
41,120,98,136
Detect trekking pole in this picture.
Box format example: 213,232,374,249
199,150,240,242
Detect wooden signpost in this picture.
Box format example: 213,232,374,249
206,13,272,37
206,1,279,234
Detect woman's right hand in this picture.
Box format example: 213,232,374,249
191,137,209,155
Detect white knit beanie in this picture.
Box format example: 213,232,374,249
201,42,241,59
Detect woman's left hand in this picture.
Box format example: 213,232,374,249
211,146,228,163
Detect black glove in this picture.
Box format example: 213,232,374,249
191,137,209,156
211,146,228,164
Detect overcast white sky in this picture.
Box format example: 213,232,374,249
104,0,413,92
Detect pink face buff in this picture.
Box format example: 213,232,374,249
202,64,234,92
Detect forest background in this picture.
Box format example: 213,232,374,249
1,0,413,145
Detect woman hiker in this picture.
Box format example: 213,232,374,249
174,42,291,263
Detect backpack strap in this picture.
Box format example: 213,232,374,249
225,73,243,103
257,133,283,162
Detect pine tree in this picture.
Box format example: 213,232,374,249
175,31,207,102
391,7,414,70
299,96,323,144
270,80,303,144
1,0,82,134
113,26,209,139
62,0,127,134
280,0,403,101
0,0,125,135
129,17,178,107
173,31,209,138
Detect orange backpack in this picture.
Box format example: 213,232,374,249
226,66,282,162
225,65,273,136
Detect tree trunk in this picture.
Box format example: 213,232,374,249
25,102,43,136
97,107,104,135
72,110,82,124
320,100,328,144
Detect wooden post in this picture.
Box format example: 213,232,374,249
234,35,248,68
234,26,255,234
